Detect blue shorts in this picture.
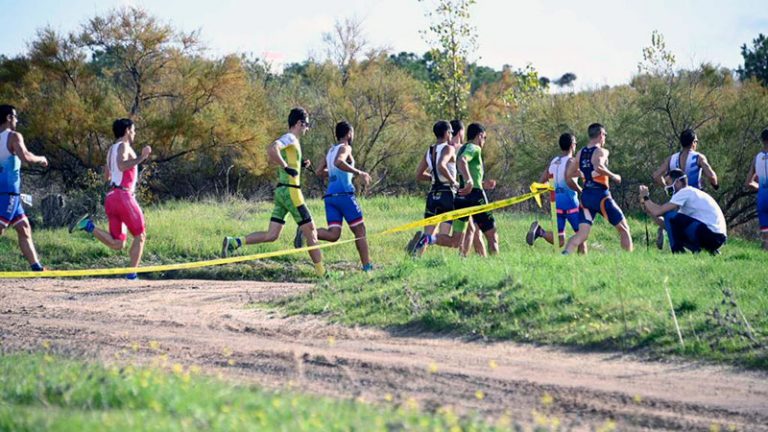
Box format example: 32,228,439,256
557,208,580,235
0,194,26,228
324,193,364,228
758,191,768,233
578,188,625,227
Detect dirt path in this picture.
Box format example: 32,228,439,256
1,279,766,431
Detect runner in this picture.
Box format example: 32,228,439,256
296,121,373,271
453,123,499,256
651,128,719,249
745,128,768,251
220,107,325,277
407,120,467,256
526,132,586,253
70,118,150,279
0,104,48,271
563,123,633,254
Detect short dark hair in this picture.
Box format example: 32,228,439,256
433,120,451,139
669,168,688,186
558,133,576,151
112,118,134,139
288,107,308,128
680,128,697,148
587,123,604,139
466,123,485,141
335,121,352,140
450,120,464,137
760,128,768,143
0,104,15,123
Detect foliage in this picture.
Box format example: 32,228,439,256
737,33,768,87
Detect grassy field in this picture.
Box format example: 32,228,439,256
0,352,509,432
1,195,766,368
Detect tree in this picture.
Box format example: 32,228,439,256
553,72,577,87
737,33,768,87
322,17,367,80
419,0,478,120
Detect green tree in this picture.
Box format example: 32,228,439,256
737,33,768,87
419,0,477,119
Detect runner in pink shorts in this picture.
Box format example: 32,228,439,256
70,118,151,280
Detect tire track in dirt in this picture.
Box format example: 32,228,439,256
1,279,766,431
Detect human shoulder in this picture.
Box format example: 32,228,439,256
276,132,298,148
670,186,695,206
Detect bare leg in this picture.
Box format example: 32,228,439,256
540,231,566,247
616,220,634,252
762,232,768,251
129,232,146,267
483,228,499,255
415,224,436,257
92,226,126,250
245,221,283,244
317,226,342,242
300,222,323,264
473,224,487,257
14,220,40,265
578,241,588,254
349,223,370,266
564,223,592,255
435,222,463,248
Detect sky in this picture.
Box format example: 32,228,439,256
1,0,766,89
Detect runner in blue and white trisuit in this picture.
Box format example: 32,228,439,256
0,104,48,271
745,128,768,251
563,123,633,255
651,128,719,249
296,121,373,271
526,133,585,253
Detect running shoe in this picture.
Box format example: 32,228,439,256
362,263,374,272
405,231,422,254
656,227,665,250
221,236,239,258
411,232,431,255
69,213,91,233
293,226,304,248
526,221,540,246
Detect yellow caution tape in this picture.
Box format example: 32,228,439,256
0,183,552,278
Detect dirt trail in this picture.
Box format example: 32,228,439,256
1,279,766,431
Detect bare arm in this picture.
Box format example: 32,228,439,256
334,144,371,185
639,185,679,217
267,141,289,168
315,151,328,179
538,165,549,184
457,152,473,193
8,133,47,166
564,158,582,194
698,154,719,188
593,148,621,183
116,142,151,172
652,156,670,187
745,160,758,190
415,155,431,182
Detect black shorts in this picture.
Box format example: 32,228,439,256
454,188,495,232
425,188,455,220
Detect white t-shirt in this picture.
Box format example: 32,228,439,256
669,186,727,235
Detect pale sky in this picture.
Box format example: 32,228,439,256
1,0,766,88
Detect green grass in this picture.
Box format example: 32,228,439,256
2,195,767,368
0,352,509,432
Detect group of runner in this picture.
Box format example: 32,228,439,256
2,104,767,276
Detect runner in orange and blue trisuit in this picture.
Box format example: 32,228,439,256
526,132,586,253
0,104,48,272
296,121,373,271
221,107,325,277
745,128,768,251
563,123,633,255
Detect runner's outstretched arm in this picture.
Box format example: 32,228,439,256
698,154,719,189
9,133,47,166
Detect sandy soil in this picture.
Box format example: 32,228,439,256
1,278,766,431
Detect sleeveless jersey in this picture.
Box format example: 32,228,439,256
326,143,355,194
549,156,578,210
669,150,702,189
579,146,609,190
756,151,768,192
425,143,456,190
108,141,138,193
0,130,21,194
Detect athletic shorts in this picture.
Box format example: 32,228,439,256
578,188,625,227
557,207,580,235
271,186,312,226
424,188,455,222
324,193,363,228
0,193,26,228
104,190,145,241
453,189,495,233
758,191,768,233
